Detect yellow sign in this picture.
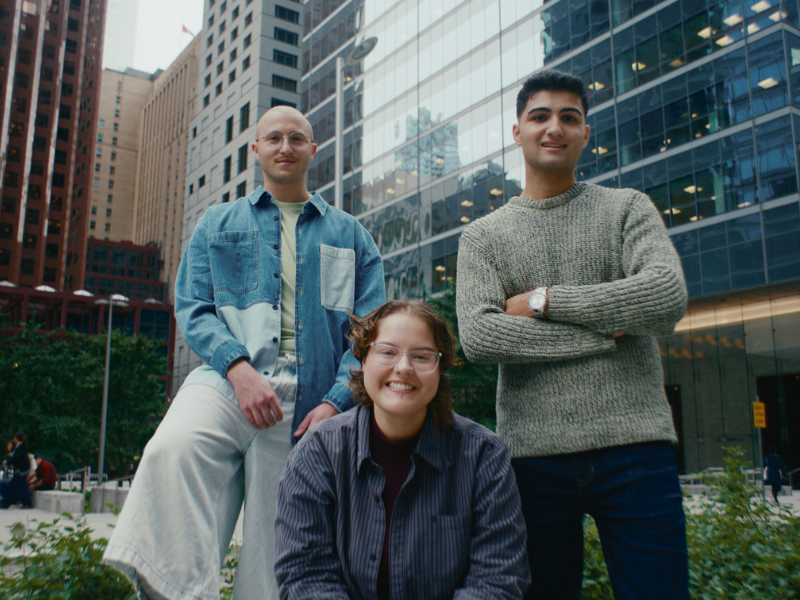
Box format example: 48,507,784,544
753,402,766,429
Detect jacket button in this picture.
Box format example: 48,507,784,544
272,337,278,343
272,304,278,310
274,273,279,278
273,215,279,221
273,244,279,250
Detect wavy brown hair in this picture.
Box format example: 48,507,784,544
348,300,455,434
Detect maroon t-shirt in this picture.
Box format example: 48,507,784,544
36,459,57,489
369,413,420,600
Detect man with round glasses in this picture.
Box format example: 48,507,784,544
105,105,386,600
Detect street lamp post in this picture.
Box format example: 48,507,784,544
334,37,378,211
95,293,129,483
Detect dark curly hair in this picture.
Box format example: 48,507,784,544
516,69,589,120
348,301,455,434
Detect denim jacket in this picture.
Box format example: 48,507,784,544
175,187,386,436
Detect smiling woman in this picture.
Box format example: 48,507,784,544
275,300,530,600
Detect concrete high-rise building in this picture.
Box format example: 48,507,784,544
91,67,154,242
133,36,201,300
172,0,303,393
303,0,800,473
0,0,107,291
103,0,138,71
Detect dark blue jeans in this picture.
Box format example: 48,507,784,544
512,442,688,600
0,472,32,508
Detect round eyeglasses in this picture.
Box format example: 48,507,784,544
255,131,314,148
369,342,442,374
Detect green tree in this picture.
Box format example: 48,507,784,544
0,320,167,472
426,282,498,429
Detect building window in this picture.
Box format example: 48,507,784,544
232,6,239,19
105,223,111,232
107,194,113,203
271,98,296,108
272,75,297,92
205,54,213,67
222,192,231,203
230,26,238,41
189,183,194,194
208,14,214,27
275,5,299,23
219,20,226,34
218,41,225,55
243,34,251,49
220,0,227,12
110,152,116,161
112,137,117,146
108,180,114,189
95,163,100,172
228,69,236,84
90,221,95,230
114,108,119,117
205,74,211,88
199,175,206,188
109,166,115,175
97,133,103,142
273,49,297,68
244,12,252,26
240,102,250,131
192,127,197,138
224,156,232,182
236,181,247,197
203,95,210,108
230,47,238,61
207,34,214,49
106,208,112,217
226,116,233,143
215,83,222,97
274,27,298,46
98,119,105,128
113,123,118,131
93,177,100,187
217,61,224,75
96,148,102,157
91,206,97,215
115,95,121,104
238,144,248,173
242,55,251,71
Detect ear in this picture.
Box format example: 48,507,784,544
512,122,521,147
310,142,318,159
251,141,258,156
582,124,590,148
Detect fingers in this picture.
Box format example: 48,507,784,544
293,413,314,438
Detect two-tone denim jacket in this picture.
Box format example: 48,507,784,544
174,187,386,436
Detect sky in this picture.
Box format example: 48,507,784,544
132,0,205,73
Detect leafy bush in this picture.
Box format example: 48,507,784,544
0,514,135,599
580,446,800,599
0,514,242,597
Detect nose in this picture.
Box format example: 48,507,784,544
278,135,293,153
394,353,414,375
545,117,563,137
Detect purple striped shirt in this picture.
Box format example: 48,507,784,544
275,405,530,599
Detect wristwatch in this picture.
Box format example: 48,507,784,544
528,287,549,318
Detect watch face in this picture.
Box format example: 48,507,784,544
529,292,546,311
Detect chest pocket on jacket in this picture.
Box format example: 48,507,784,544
208,230,258,294
320,244,355,313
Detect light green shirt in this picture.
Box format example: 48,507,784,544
274,198,307,354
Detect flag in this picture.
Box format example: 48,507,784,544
182,24,195,37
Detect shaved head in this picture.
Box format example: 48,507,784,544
256,106,314,140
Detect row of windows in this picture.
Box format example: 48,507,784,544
201,55,252,108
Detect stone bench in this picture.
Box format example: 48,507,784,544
89,485,129,514
31,490,85,515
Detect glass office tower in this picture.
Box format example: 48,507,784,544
303,0,800,474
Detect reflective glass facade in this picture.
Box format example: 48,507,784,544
304,0,800,472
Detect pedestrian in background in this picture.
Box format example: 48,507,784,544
28,454,58,492
764,446,787,504
0,432,33,509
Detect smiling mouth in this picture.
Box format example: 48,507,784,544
541,142,566,148
387,381,415,392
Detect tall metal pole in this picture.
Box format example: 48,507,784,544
334,56,344,211
98,300,113,483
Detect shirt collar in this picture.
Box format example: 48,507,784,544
356,405,447,475
250,186,329,215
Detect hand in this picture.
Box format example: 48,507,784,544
505,288,549,318
227,359,284,429
293,402,339,438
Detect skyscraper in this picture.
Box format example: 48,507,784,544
133,36,201,300
0,0,107,291
303,0,800,472
103,0,138,71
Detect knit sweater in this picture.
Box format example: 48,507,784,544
455,182,687,458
